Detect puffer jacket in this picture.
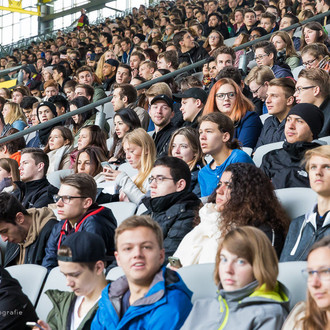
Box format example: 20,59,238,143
46,290,99,330
4,207,57,267
142,191,201,260
260,140,323,189
181,280,290,330
91,267,193,329
42,204,117,271
280,204,330,262
178,46,209,72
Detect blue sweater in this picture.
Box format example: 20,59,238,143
198,149,254,197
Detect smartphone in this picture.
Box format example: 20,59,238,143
101,161,111,168
26,322,43,329
168,256,182,268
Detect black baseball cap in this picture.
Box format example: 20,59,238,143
173,88,208,104
151,94,174,110
57,231,107,262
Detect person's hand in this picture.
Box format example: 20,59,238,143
168,265,180,271
32,320,51,330
103,167,121,181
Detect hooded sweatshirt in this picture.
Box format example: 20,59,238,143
182,280,290,330
4,207,57,267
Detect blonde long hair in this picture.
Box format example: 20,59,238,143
3,102,26,125
123,128,156,192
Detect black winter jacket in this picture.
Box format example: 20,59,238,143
178,46,209,72
142,191,201,260
0,267,38,329
13,177,59,209
319,96,330,138
260,141,322,189
152,123,177,157
42,204,117,271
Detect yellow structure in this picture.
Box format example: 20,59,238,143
0,0,41,16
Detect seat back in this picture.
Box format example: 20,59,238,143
46,169,74,189
275,187,317,220
100,202,137,226
6,264,48,306
177,263,217,302
242,147,252,156
35,266,68,320
292,65,303,80
259,113,271,124
253,141,284,167
106,266,125,281
319,136,330,145
278,261,307,310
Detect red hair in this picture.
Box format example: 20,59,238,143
203,78,254,122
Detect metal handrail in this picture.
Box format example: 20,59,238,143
1,10,329,144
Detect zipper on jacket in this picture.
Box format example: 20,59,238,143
218,296,229,330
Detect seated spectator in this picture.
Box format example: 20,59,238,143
243,9,258,33
255,78,295,149
102,59,119,91
63,79,77,101
69,96,96,146
114,63,132,86
253,41,293,78
52,64,71,93
282,236,330,329
212,46,236,76
0,266,38,328
244,65,275,115
260,103,324,189
203,30,224,56
43,126,74,174
0,158,19,193
260,12,278,34
182,226,290,329
111,83,150,130
0,192,57,267
1,102,27,136
150,94,177,156
168,127,204,197
104,128,156,205
129,51,146,78
92,215,193,329
42,173,117,271
270,31,301,70
174,30,209,70
294,69,330,137
13,148,58,208
205,12,230,39
36,232,108,330
48,94,69,117
156,50,179,72
279,13,300,51
174,88,208,128
74,83,94,102
139,60,157,80
0,128,26,165
280,146,330,262
109,108,141,166
43,80,60,101
301,43,330,73
300,22,330,51
198,113,254,197
11,86,30,105
76,65,107,102
173,163,290,265
20,96,38,126
203,78,262,148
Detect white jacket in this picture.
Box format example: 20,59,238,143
173,203,221,266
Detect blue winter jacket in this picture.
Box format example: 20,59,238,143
42,205,117,271
272,64,293,78
91,266,193,330
234,111,263,149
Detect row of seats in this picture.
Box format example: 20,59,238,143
5,261,308,321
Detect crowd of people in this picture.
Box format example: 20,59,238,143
0,0,329,328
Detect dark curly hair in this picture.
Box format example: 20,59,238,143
208,163,290,238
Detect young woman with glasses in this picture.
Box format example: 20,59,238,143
203,30,224,56
203,78,263,148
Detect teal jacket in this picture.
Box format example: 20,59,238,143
181,281,290,330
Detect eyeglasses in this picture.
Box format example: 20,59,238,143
294,86,316,94
216,92,236,100
302,267,330,281
53,195,88,204
148,175,174,184
254,53,269,61
250,84,264,94
302,58,317,67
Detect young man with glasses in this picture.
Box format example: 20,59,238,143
141,156,200,261
280,145,330,262
253,41,293,78
294,68,330,137
42,173,117,271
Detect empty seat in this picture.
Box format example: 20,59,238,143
275,187,317,220
6,264,47,306
35,266,68,320
100,202,137,226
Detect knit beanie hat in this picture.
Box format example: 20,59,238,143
287,103,324,139
37,101,57,121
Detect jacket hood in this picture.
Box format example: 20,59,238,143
219,280,290,313
144,191,200,213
